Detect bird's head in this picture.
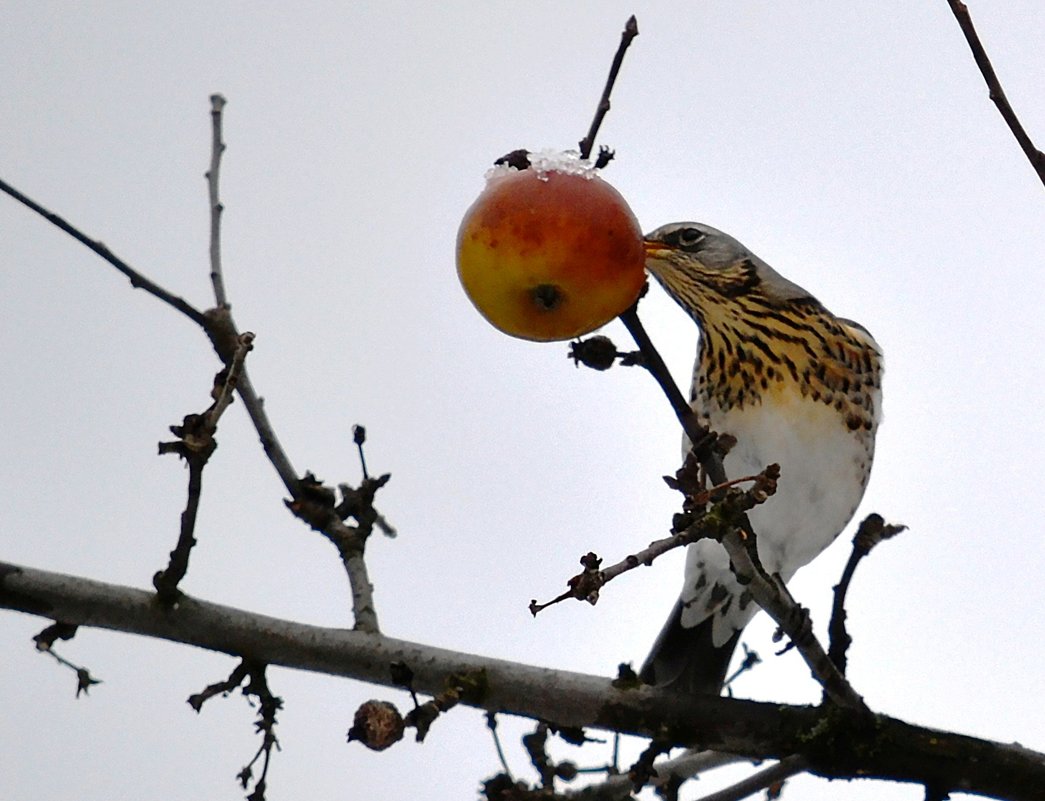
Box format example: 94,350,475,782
643,222,816,323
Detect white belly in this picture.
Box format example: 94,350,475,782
679,391,876,645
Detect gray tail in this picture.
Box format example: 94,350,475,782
639,601,741,695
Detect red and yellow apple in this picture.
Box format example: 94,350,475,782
456,155,645,341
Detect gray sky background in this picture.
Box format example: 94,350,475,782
3,3,1044,799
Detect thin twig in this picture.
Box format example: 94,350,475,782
205,332,254,429
0,176,207,325
188,660,251,711
827,513,907,680
193,107,381,632
692,755,809,801
719,530,867,712
3,119,378,630
232,357,301,493
946,0,1045,188
529,466,779,615
578,16,639,160
486,712,514,780
722,644,762,690
617,305,740,512
0,176,298,499
32,622,101,696
238,664,282,801
567,750,744,800
153,333,256,604
152,448,205,604
618,305,718,473
207,94,229,306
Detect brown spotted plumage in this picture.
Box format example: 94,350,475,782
640,222,882,694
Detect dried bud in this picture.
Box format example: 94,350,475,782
569,336,618,371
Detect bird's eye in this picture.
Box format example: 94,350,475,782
674,227,706,249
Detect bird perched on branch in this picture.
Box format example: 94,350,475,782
639,222,882,694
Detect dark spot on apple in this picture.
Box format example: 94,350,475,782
530,284,563,312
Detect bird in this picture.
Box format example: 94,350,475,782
639,221,883,695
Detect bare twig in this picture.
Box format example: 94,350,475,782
237,664,282,801
32,622,101,696
567,750,744,800
288,473,381,633
153,333,255,604
578,16,639,160
224,345,301,491
152,445,206,604
344,550,380,632
207,94,229,305
188,661,251,711
192,659,282,801
206,332,254,428
346,426,396,538
486,712,515,780
618,304,719,474
1,103,383,630
946,0,1045,188
3,111,382,629
0,176,207,325
827,513,907,679
194,108,382,630
722,644,762,691
530,467,779,615
0,172,302,504
692,755,809,801
718,530,868,712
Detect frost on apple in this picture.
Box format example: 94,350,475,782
484,149,599,184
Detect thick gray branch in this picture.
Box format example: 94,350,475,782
2,560,1043,800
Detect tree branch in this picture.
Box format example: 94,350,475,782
578,15,639,161
153,333,255,604
2,560,1044,800
827,514,907,679
945,0,1045,188
207,93,229,307
0,175,208,325
566,750,745,799
692,754,808,801
718,530,868,713
1,110,382,633
191,105,380,632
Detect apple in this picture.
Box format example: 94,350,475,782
456,152,645,342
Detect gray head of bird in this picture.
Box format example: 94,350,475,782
643,222,815,314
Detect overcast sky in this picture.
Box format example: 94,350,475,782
3,3,1044,800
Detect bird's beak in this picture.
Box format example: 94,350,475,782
643,239,668,258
